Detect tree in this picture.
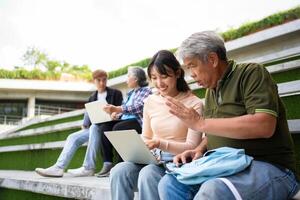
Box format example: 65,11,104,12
22,47,48,69
21,46,92,80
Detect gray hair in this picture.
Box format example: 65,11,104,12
128,66,148,87
176,31,227,63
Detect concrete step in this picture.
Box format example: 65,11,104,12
0,170,111,200
0,120,82,140
0,109,85,136
0,170,298,199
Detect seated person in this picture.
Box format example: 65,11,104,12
68,66,152,177
159,31,299,200
35,69,123,177
109,50,205,200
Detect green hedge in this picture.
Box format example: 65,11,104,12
221,6,300,41
0,68,61,80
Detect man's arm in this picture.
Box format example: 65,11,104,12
166,96,276,139
200,113,276,139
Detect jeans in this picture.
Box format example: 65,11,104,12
158,160,300,200
55,128,90,169
55,119,141,170
82,124,103,170
110,162,165,200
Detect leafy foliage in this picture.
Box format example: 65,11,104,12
22,47,48,69
1,47,92,80
221,6,300,41
0,67,60,80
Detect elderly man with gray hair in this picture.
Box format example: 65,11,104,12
158,31,299,200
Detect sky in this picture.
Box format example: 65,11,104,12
1,0,300,72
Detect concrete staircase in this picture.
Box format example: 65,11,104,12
0,20,300,200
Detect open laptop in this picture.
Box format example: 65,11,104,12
104,129,159,165
85,101,111,124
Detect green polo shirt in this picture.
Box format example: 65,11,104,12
204,60,296,173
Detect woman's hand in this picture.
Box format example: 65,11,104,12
110,112,119,120
145,138,160,150
165,96,204,132
173,149,204,167
103,104,122,114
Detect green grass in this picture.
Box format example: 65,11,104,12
18,115,83,131
282,95,300,120
264,54,300,67
0,188,74,200
0,147,98,171
0,128,79,147
271,68,300,84
193,88,206,99
0,146,123,172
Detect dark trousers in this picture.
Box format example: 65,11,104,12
98,119,141,163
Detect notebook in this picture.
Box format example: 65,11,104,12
84,101,111,124
104,129,159,165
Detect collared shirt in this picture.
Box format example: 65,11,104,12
121,86,152,126
204,60,296,173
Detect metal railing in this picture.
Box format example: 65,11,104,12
0,105,78,125
35,104,78,116
0,114,23,125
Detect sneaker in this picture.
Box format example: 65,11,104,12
67,167,95,177
95,164,113,177
35,165,64,177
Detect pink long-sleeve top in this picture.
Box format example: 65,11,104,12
142,91,204,155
